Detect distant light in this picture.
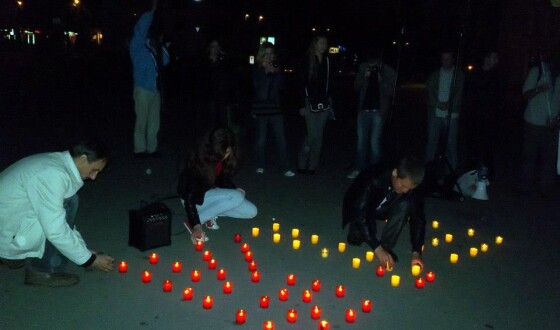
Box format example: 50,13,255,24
329,47,339,54
392,41,396,45
195,27,200,32
16,1,23,8
405,42,409,46
249,55,255,65
258,15,264,22
244,13,250,20
326,28,330,32
73,0,80,7
312,27,316,31
467,64,474,71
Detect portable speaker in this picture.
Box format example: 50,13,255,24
128,202,172,251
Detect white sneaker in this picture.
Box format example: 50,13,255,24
347,170,360,179
284,170,295,177
204,217,220,230
256,168,264,174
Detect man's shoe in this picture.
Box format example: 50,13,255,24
147,151,160,158
256,168,265,174
134,152,148,159
283,170,296,177
347,170,360,179
24,269,80,287
0,258,25,269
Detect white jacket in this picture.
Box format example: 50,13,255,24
0,151,92,265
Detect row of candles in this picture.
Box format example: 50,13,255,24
431,220,504,244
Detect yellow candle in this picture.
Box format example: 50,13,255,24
432,237,439,246
352,258,361,269
495,236,503,245
311,234,319,245
292,239,301,250
273,233,281,243
449,253,459,263
365,251,374,262
252,227,260,237
432,220,439,229
467,228,475,237
338,242,346,253
411,264,421,276
272,223,280,232
321,248,329,258
291,228,299,238
469,247,478,257
445,234,453,243
391,275,400,287
481,243,489,252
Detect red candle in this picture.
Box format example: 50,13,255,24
202,295,213,309
318,320,330,330
287,309,298,323
376,265,385,277
362,299,372,313
191,270,201,282
415,277,425,289
263,321,274,330
302,290,312,303
172,261,182,273
311,305,322,319
426,271,435,282
183,288,193,300
345,309,356,323
259,295,270,308
251,270,260,283
148,253,159,264
195,241,204,251
312,279,321,292
202,250,212,261
223,281,233,294
287,274,296,286
141,270,152,283
118,261,128,273
235,309,246,324
248,260,257,271
335,285,345,298
217,268,226,280
162,280,173,292
240,243,250,253
244,251,253,262
208,258,217,270
234,233,242,243
279,288,289,301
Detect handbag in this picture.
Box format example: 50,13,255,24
305,56,333,114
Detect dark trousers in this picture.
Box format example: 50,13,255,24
521,123,559,194
255,114,291,170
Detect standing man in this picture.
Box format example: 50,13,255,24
0,140,115,286
347,49,396,179
425,50,465,171
342,157,426,270
130,0,170,158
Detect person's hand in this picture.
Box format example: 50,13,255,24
299,107,307,116
411,251,424,272
91,254,115,272
190,224,206,245
375,245,394,270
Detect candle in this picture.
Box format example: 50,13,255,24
362,299,372,313
172,261,182,273
141,270,152,283
352,258,361,269
432,220,439,229
252,227,260,237
470,247,478,257
292,228,299,238
426,271,435,282
318,320,330,330
376,265,385,277
302,290,312,303
292,239,301,250
345,309,356,323
183,287,193,300
272,223,280,232
162,280,173,292
251,270,260,282
279,288,289,301
148,253,159,264
450,253,459,263
311,305,322,319
287,274,296,286
311,234,319,244
366,251,374,262
432,237,439,246
445,234,453,243
273,233,281,243
259,295,270,308
312,279,321,292
287,309,298,323
191,270,201,282
244,251,253,262
338,242,346,252
411,264,421,276
118,261,128,273
386,262,393,272
248,260,257,272
235,309,246,324
335,285,345,298
467,228,475,237
321,248,329,258
391,275,400,287
263,321,274,330
415,277,425,289
208,258,217,270
202,295,213,309
217,268,227,280
481,243,489,252
202,250,212,261
495,236,503,245
223,281,233,294
195,240,204,251
240,243,250,253
234,233,242,243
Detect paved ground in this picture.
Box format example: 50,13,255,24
1,48,559,329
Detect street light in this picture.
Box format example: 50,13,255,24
73,0,80,7
16,0,23,8
258,15,264,22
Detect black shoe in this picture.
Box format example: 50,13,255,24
134,152,148,158
24,269,80,287
147,151,160,158
0,258,25,269
297,168,316,175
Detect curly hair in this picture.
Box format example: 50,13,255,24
187,127,238,182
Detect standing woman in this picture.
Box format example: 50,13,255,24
177,128,257,243
252,42,295,177
297,35,332,174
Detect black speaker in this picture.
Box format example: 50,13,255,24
128,202,172,251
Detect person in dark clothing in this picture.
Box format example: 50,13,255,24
342,157,426,270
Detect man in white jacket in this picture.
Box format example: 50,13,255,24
0,140,115,286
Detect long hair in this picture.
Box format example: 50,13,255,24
187,127,238,182
307,35,327,81
256,42,275,68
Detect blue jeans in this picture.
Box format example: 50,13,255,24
29,195,79,273
196,188,258,222
255,115,291,170
425,116,458,170
355,110,384,170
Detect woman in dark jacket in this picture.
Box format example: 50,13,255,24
177,128,257,243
